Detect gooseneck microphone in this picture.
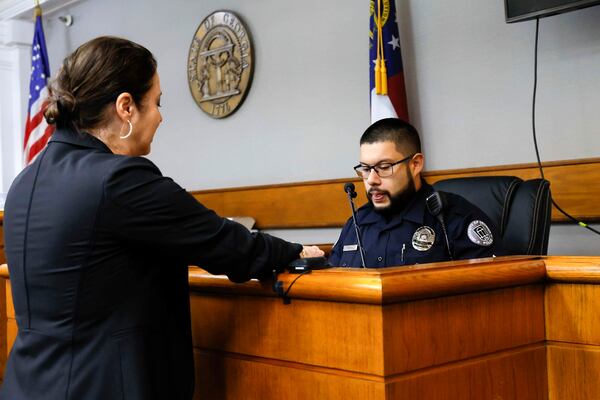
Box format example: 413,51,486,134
344,182,367,268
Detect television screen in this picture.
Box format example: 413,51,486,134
505,0,600,22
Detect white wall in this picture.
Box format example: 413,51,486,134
398,1,600,171
41,0,368,189
15,0,600,253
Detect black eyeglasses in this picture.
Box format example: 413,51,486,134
353,154,415,179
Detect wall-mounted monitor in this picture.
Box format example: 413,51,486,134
505,0,600,23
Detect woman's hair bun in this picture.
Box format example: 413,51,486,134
45,82,78,126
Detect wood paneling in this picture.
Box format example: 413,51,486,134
191,335,548,400
5,280,13,358
547,343,600,400
383,285,545,375
5,280,13,320
190,265,547,398
190,293,385,375
0,279,5,382
545,258,600,400
194,350,385,400
191,158,600,228
545,283,600,345
424,158,600,224
187,260,550,398
6,320,16,358
0,213,5,265
192,178,360,229
386,345,548,400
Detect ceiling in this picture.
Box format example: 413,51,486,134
0,0,83,21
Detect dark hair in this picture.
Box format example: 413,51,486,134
45,36,157,130
360,118,422,155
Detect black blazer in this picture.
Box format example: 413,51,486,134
1,129,302,400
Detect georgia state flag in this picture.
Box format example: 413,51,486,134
369,0,409,123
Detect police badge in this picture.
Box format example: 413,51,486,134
412,226,435,251
187,11,254,118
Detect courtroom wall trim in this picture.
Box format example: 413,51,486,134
191,158,600,229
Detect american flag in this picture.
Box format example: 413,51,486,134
369,0,409,123
23,9,54,165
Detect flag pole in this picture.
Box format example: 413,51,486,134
377,0,388,95
34,0,41,18
374,0,382,94
24,0,55,165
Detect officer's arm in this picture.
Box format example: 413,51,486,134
451,210,501,261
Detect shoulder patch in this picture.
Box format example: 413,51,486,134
467,220,494,246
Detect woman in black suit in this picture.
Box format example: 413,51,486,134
1,36,323,400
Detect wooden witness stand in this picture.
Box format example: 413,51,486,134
0,158,598,397
1,256,600,399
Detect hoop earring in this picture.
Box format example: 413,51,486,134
119,120,133,139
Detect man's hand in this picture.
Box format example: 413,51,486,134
299,245,325,258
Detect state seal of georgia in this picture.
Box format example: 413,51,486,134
187,11,254,118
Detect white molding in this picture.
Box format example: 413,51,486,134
0,18,30,195
0,0,84,21
0,19,33,46
0,84,4,195
0,19,6,43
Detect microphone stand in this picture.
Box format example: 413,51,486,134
345,183,367,268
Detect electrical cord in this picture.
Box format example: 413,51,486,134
532,17,600,236
272,269,312,305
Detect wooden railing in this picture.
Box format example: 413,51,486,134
190,158,600,229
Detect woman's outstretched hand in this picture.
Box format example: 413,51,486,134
299,245,325,258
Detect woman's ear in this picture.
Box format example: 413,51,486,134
115,92,134,121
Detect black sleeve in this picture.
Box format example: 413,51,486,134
448,204,504,260
102,157,302,282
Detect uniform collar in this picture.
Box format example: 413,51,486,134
49,128,113,153
357,182,435,228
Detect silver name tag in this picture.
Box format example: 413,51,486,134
343,244,358,251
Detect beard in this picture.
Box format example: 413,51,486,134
367,169,417,218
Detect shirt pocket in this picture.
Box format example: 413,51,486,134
400,243,448,266
339,248,360,267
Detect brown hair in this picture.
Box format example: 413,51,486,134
45,36,157,131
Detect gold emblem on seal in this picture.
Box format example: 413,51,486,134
187,11,253,118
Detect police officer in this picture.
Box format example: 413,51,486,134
329,118,503,268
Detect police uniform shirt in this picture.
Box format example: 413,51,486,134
329,183,503,268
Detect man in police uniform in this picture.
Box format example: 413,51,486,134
329,118,503,268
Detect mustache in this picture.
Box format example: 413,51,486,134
367,189,390,197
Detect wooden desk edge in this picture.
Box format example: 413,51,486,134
2,256,599,305
544,255,600,283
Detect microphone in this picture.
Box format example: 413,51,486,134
343,182,367,268
425,191,453,260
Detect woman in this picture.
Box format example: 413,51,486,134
1,36,322,400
